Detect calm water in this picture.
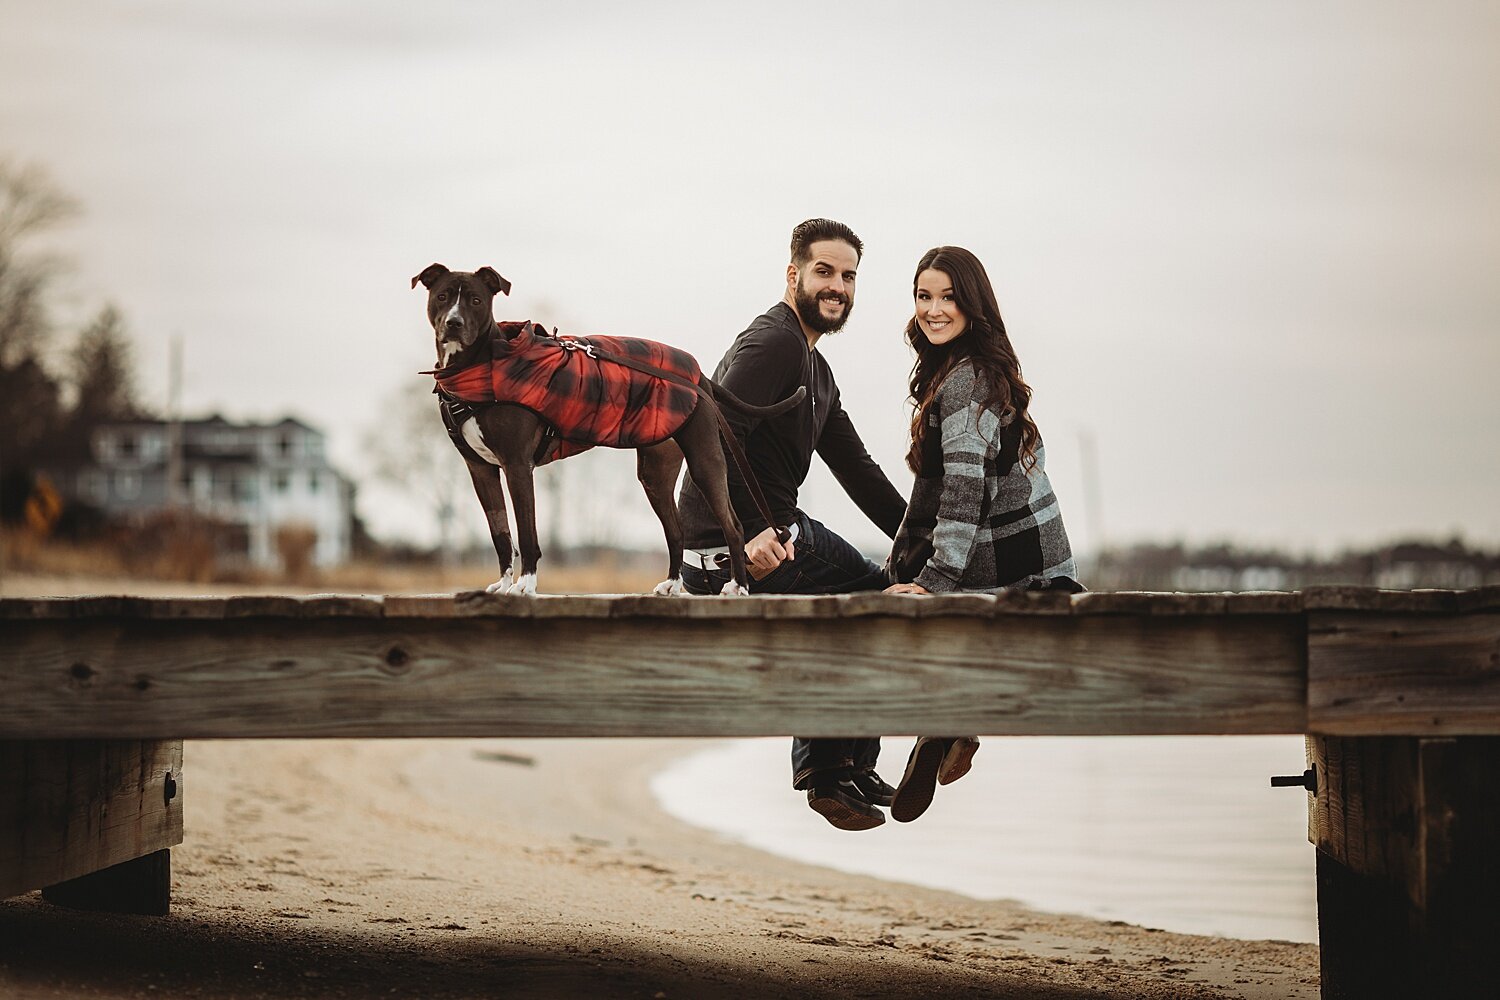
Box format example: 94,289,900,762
651,735,1318,942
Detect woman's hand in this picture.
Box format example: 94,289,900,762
884,582,930,595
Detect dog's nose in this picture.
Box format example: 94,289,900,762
445,315,464,331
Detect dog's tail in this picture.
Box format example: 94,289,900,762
704,380,807,419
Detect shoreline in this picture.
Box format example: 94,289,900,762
0,737,1320,998
649,735,1318,944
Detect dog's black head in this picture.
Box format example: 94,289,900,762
411,263,511,368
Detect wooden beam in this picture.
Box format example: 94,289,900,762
5,588,1495,740
1308,611,1500,735
0,603,1308,738
0,740,183,900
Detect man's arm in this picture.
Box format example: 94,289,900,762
816,401,907,539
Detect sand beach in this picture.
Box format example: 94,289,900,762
0,734,1320,999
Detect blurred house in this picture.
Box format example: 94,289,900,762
66,415,354,569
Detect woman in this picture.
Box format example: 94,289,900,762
884,246,1083,823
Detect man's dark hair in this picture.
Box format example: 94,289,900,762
790,218,863,265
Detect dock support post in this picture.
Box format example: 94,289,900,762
0,740,183,914
1308,735,1500,999
41,848,172,915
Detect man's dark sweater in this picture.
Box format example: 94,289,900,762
679,302,906,548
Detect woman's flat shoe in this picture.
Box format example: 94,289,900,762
938,737,979,785
891,737,946,823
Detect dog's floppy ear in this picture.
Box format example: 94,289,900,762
411,263,450,290
475,267,511,297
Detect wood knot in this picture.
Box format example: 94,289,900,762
383,646,411,672
134,675,153,692
69,662,96,683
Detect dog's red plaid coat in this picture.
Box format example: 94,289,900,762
434,321,702,460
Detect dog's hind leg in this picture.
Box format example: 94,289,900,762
462,457,515,593
673,404,750,596
637,440,686,596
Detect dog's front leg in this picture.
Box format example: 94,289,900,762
495,457,541,596
488,411,546,597
463,457,514,593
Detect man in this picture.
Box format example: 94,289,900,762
677,218,907,831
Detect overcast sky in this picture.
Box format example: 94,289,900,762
4,1,1497,557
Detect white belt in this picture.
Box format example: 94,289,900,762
684,522,799,571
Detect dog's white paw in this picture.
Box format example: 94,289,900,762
719,580,750,597
486,570,515,594
510,572,538,597
652,577,687,597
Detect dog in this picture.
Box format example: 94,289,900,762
412,263,804,597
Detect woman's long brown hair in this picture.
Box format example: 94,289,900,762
904,246,1039,475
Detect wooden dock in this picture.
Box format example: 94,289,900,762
3,586,1498,998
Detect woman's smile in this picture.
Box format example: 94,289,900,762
914,268,967,345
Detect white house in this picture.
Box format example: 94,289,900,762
74,415,355,569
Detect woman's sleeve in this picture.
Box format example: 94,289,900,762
913,367,1002,593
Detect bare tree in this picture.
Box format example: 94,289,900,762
0,160,76,368
57,304,144,463
67,305,140,419
1,161,76,516
363,379,475,562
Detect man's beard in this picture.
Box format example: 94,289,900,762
794,276,852,335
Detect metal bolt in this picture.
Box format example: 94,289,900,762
1270,767,1317,794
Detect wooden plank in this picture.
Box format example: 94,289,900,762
1415,737,1500,976
1223,592,1305,614
0,740,183,899
991,589,1075,614
1305,735,1320,846
1304,587,1462,613
1455,585,1500,612
1315,849,1410,1000
1311,735,1417,999
0,614,1306,739
297,596,385,618
8,588,1493,619
1311,736,1500,998
1308,612,1500,735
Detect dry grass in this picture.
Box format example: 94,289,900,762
1,531,666,596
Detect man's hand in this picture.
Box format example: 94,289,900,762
745,525,795,580
884,582,930,595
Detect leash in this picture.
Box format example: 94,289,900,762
552,338,791,546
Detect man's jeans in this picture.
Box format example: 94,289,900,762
681,513,889,790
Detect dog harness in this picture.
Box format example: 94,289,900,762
434,321,702,461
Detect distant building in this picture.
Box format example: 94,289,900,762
1090,539,1500,591
67,415,355,569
